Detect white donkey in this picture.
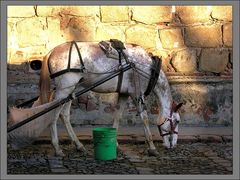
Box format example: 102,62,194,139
8,41,183,157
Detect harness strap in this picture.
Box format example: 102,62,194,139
161,131,178,137
157,118,179,137
116,73,123,92
144,56,161,96
71,41,85,71
116,50,124,92
109,39,128,93
158,119,167,127
133,65,142,101
49,41,85,79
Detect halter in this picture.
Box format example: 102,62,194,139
157,110,179,137
158,115,179,149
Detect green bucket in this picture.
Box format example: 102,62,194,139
92,127,117,160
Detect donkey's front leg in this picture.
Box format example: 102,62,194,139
138,97,159,156
112,98,125,149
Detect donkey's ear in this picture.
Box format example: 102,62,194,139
174,102,183,112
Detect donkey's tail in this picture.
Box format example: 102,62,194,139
39,53,51,105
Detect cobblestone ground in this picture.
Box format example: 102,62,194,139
7,141,232,175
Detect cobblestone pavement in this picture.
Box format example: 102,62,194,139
7,140,232,175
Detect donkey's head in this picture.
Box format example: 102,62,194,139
158,101,183,149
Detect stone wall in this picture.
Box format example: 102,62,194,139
7,5,233,127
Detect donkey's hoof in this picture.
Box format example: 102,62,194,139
77,146,87,155
148,149,159,156
55,151,65,157
117,146,122,152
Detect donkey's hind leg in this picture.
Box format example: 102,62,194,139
137,96,159,156
50,106,65,157
60,101,86,154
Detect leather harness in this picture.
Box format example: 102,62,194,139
109,39,128,93
47,39,160,97
144,56,161,96
48,41,85,79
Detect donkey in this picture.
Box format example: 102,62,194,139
8,41,183,156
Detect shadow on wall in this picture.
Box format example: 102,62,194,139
57,7,97,42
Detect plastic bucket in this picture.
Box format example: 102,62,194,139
92,127,117,160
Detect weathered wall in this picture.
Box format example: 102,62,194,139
7,5,233,127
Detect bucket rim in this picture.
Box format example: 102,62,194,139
93,127,116,132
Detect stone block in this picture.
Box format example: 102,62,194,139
8,83,38,94
62,16,96,41
8,22,14,48
77,95,88,104
96,92,119,105
178,135,198,143
211,6,232,21
199,48,229,73
150,49,174,72
101,6,129,22
8,6,35,17
223,23,232,47
126,24,157,49
171,49,197,73
198,135,223,143
25,46,49,61
51,168,69,173
104,105,117,113
36,6,61,16
86,100,97,111
136,167,154,174
60,6,99,17
59,15,71,30
159,28,184,49
37,6,99,17
185,25,222,47
8,18,26,26
16,17,47,47
46,17,65,49
131,6,172,24
9,50,26,64
7,70,39,84
96,24,126,42
176,6,212,24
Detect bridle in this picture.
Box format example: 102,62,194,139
157,116,179,137
157,107,180,148
157,102,183,137
157,102,183,148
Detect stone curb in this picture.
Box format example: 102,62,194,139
34,126,232,145
34,134,232,145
